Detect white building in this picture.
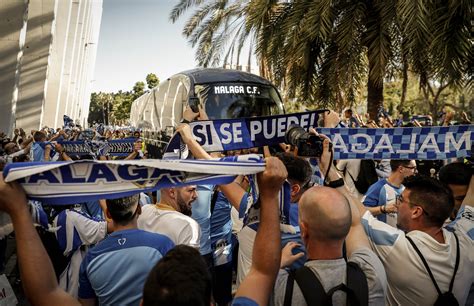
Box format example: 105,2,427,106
0,0,103,135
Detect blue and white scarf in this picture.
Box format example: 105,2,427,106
165,111,473,160
3,156,265,205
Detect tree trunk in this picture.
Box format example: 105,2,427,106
367,62,384,121
399,58,408,113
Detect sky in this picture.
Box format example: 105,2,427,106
92,0,197,93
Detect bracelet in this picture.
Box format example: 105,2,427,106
324,178,344,188
180,118,191,124
379,205,386,214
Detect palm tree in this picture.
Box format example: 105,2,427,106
172,0,471,119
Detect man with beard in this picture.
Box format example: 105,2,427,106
138,186,201,249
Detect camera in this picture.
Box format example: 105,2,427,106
285,125,324,157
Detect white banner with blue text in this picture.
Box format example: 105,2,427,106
164,112,473,160
3,155,265,204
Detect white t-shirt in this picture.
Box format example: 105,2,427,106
337,159,364,201
362,211,474,305
236,226,256,285
138,204,201,249
446,205,474,238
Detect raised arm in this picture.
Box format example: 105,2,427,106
311,131,371,256
177,124,248,210
0,178,79,306
461,174,474,207
234,157,287,305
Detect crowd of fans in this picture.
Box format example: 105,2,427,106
339,106,471,128
0,107,472,306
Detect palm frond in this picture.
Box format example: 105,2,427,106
170,0,206,23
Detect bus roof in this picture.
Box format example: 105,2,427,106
172,68,274,86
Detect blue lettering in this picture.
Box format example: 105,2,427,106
87,164,117,183
118,165,149,180
27,171,60,184
60,166,86,183
193,125,206,145
205,124,213,145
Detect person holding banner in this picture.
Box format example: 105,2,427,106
142,156,288,306
176,123,312,284
0,155,287,306
270,133,387,306
31,131,55,162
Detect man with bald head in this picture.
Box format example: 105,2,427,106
299,186,352,243
271,184,387,305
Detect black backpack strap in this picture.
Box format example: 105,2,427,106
293,266,329,306
210,186,219,215
406,234,460,296
448,231,460,293
284,270,295,306
346,262,368,306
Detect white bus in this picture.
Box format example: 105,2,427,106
130,68,285,157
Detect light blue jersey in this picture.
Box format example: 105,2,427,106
192,185,213,255
210,192,233,265
363,178,404,224
232,297,258,305
78,229,174,305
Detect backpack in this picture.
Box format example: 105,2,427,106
283,262,368,306
406,232,460,306
348,160,378,194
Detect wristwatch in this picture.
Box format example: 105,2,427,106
180,118,191,124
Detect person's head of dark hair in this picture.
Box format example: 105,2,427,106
275,152,312,186
33,131,46,142
403,175,454,227
345,109,353,115
142,245,211,306
1,138,11,149
390,159,412,171
105,195,140,226
439,162,471,186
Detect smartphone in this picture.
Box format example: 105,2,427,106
188,97,200,113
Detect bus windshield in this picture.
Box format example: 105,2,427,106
195,82,284,119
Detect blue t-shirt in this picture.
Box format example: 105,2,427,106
232,297,258,305
31,141,54,161
78,228,174,305
289,203,299,227
191,185,213,255
363,179,404,223
81,200,103,220
210,191,233,265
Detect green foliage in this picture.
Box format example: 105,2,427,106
146,73,159,89
88,74,159,125
172,0,471,119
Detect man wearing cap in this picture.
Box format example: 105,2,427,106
78,195,175,306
